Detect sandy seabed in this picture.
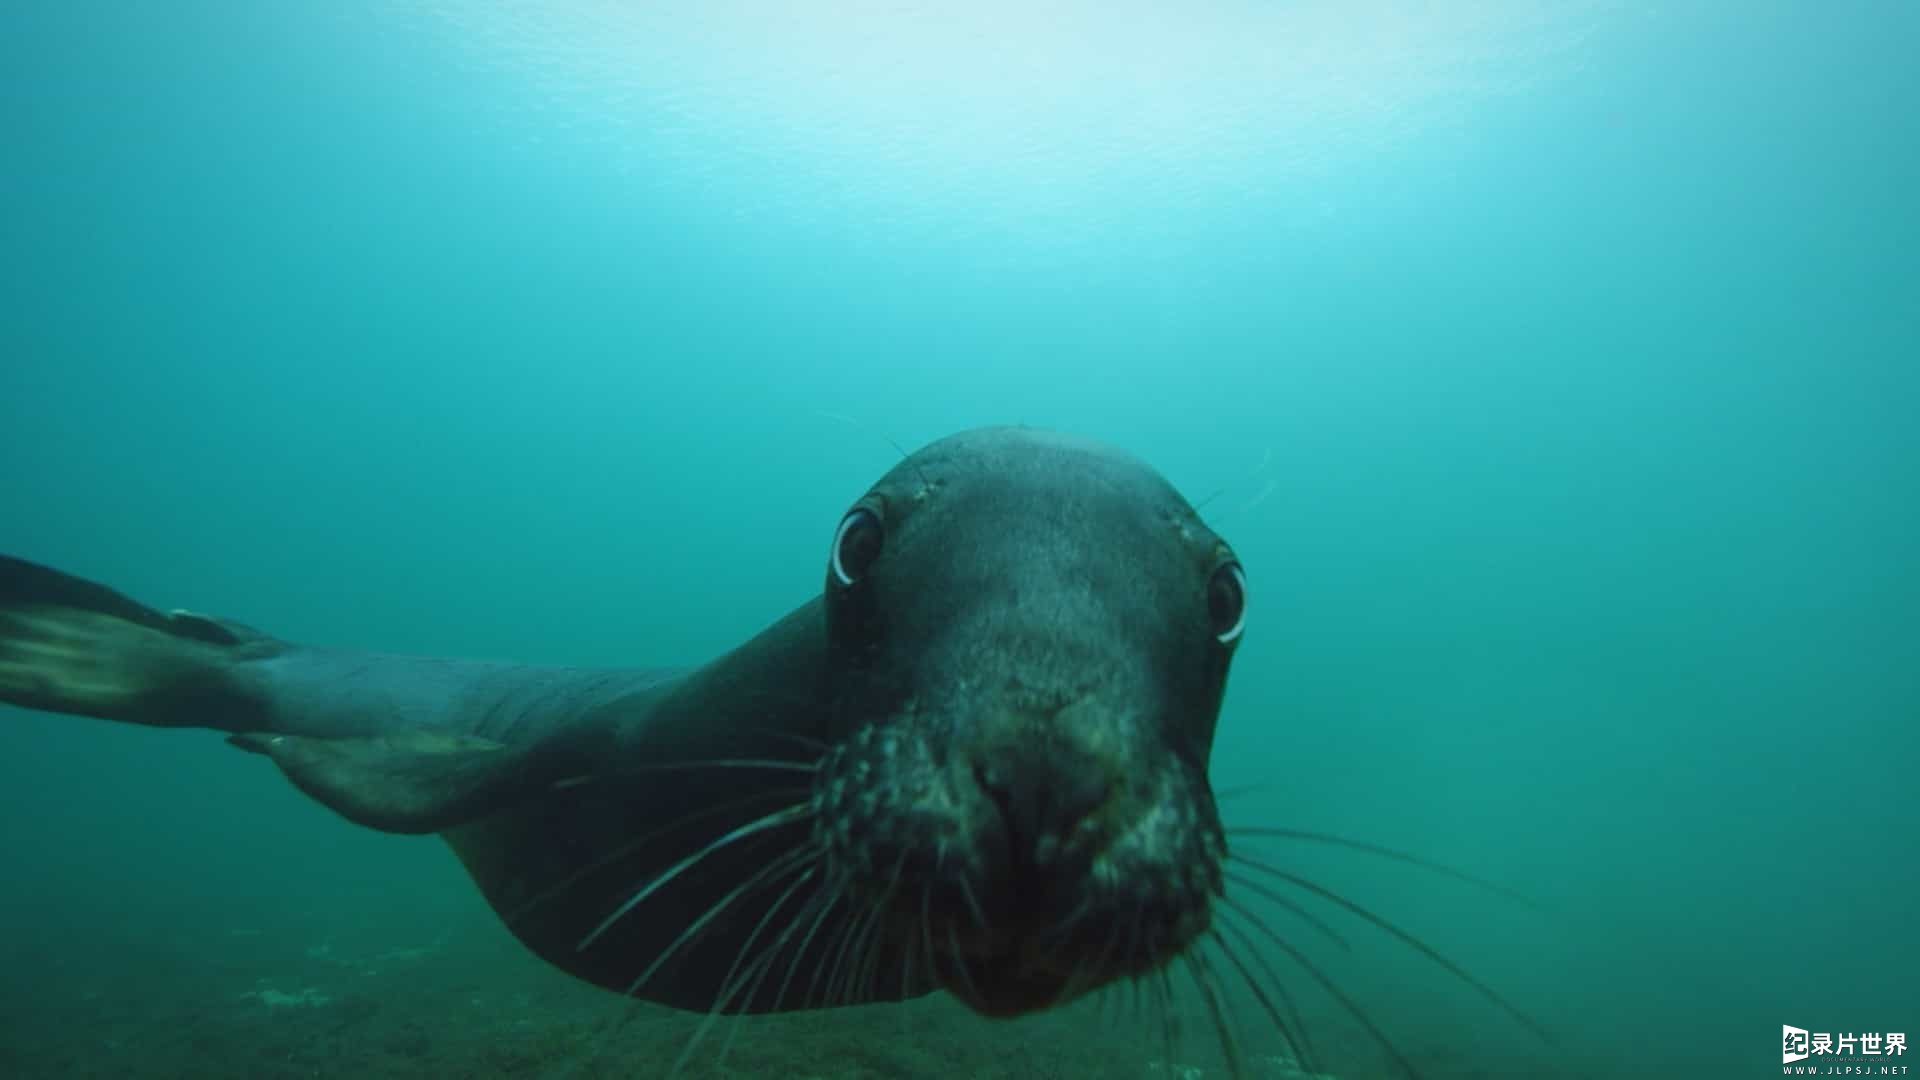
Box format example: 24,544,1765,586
0,908,1435,1079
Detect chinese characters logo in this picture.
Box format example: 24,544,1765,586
1785,1024,1908,1065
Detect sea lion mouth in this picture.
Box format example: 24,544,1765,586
811,716,1224,1015
927,891,1217,1016
830,855,1220,1019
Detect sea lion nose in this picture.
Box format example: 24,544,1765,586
970,743,1112,875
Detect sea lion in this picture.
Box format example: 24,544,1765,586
0,425,1535,1074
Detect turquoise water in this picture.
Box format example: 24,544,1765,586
2,3,1914,1077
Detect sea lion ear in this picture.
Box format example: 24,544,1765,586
225,731,548,834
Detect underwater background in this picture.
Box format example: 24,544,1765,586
1,2,1914,1077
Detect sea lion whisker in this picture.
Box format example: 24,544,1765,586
809,892,871,1008
1223,902,1425,1080
955,873,989,932
1183,945,1246,1080
1227,828,1540,908
1213,899,1351,1068
900,908,917,1007
580,802,813,951
600,758,819,778
737,874,841,1020
1119,922,1145,1027
855,883,904,1006
1229,859,1555,1045
741,726,830,753
844,891,894,999
1205,920,1313,1074
506,788,803,927
620,844,818,1000
812,409,932,492
812,902,863,1008
855,906,890,1006
941,919,982,1007
1213,903,1320,1068
718,887,830,1066
1194,445,1274,519
1211,781,1272,802
1123,903,1146,972
707,860,820,1014
1131,965,1146,1029
1094,909,1123,982
550,762,815,794
1238,476,1278,516
1152,966,1179,1075
883,849,921,999
674,864,821,1073
1055,904,1122,1008
1220,871,1353,952
1033,893,1094,946
853,857,908,1005
771,880,846,1013
916,882,937,996
715,1001,762,1079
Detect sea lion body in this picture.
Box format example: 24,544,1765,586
0,426,1244,1019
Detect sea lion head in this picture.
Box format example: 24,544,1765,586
811,426,1246,1016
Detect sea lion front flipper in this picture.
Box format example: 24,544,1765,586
226,731,548,834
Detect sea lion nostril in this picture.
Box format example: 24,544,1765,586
970,748,1111,871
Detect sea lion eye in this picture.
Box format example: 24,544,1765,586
830,508,884,588
1208,562,1247,645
